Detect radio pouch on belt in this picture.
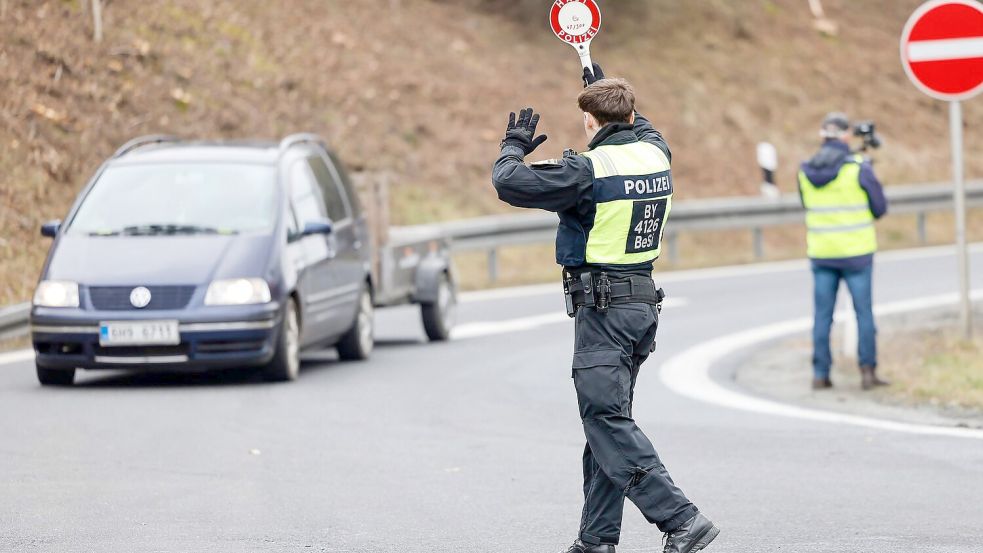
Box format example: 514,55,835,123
579,272,595,310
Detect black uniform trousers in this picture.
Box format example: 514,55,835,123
572,302,698,546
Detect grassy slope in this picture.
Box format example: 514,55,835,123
1,0,980,303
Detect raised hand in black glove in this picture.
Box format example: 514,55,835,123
582,63,605,87
501,107,548,156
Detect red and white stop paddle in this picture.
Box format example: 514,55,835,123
550,0,602,73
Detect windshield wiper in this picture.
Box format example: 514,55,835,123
119,224,228,236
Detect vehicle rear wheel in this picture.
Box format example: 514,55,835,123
263,297,300,382
37,365,75,386
337,287,373,361
421,272,456,342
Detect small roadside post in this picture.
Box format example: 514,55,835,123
757,142,779,199
900,0,983,339
549,0,602,73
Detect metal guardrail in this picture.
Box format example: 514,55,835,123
1,181,980,335
0,302,31,340
392,181,983,281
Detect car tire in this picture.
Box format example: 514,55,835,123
337,287,373,361
263,297,300,382
37,365,75,386
421,272,456,342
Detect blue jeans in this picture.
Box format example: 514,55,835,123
811,263,877,379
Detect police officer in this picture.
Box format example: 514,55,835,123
491,64,719,553
798,112,889,391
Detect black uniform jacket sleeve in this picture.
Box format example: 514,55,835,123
491,145,594,213
632,112,672,163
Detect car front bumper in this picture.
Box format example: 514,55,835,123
30,303,281,371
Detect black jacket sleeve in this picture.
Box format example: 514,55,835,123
491,145,594,213
858,162,888,219
633,112,671,162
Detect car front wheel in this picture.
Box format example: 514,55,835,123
264,297,300,381
337,287,373,361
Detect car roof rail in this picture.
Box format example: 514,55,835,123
278,133,326,154
112,135,181,158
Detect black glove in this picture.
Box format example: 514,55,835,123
582,63,605,87
501,107,548,156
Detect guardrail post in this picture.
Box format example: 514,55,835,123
917,211,927,244
487,248,498,284
752,227,764,260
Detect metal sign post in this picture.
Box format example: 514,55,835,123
900,0,983,340
550,0,602,73
950,100,970,338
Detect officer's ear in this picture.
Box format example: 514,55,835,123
583,112,599,130
628,112,635,125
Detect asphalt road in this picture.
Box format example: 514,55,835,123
2,246,982,553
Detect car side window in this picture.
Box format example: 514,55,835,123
307,156,350,223
326,151,362,218
290,160,327,230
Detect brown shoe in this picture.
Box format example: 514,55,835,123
860,365,889,390
812,377,833,390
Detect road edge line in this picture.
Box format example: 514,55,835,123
660,290,983,440
461,242,983,303
0,349,34,367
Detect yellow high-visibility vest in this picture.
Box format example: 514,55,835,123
798,155,877,259
580,141,673,265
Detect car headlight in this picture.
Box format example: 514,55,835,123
33,280,80,308
204,278,271,306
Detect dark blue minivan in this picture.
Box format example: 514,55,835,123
31,134,383,385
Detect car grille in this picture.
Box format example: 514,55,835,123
93,345,190,357
88,286,196,310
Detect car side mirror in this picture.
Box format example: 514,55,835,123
301,218,333,237
41,220,61,238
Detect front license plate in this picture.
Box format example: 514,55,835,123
99,320,180,346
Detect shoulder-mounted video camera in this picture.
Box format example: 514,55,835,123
853,121,882,151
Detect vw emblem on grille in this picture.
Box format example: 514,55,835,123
129,286,152,309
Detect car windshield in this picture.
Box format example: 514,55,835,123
67,162,278,236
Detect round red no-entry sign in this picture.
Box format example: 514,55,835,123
900,0,983,101
550,0,601,46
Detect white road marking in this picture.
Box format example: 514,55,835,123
0,300,688,366
460,283,556,303
460,243,983,302
452,311,571,340
660,290,983,440
908,37,983,62
0,349,34,366
452,298,688,340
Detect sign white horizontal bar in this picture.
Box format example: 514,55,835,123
908,36,983,62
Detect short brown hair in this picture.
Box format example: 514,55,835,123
577,78,635,126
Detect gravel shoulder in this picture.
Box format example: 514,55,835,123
735,304,983,430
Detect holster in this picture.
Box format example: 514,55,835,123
563,271,663,317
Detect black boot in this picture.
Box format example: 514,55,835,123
812,377,833,390
563,539,615,553
860,365,889,390
662,513,720,553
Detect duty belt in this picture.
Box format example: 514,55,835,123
562,271,666,317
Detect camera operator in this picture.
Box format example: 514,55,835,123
798,112,888,391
